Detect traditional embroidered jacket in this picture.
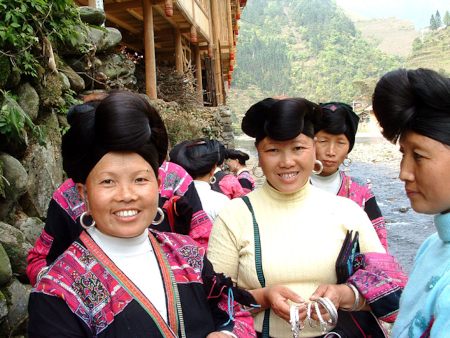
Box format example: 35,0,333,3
211,170,245,199
337,171,388,250
236,170,255,195
28,230,256,337
27,162,213,286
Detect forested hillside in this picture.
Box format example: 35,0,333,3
230,0,402,108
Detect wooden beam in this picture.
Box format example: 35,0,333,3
106,14,141,35
195,45,203,103
226,0,234,49
143,0,157,99
104,0,141,12
152,4,179,28
175,29,183,74
127,8,144,21
210,0,223,104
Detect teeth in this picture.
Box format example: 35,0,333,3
115,210,138,217
279,172,297,179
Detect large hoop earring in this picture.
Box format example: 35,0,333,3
343,158,352,167
312,160,323,175
252,166,264,178
80,211,96,229
152,207,165,225
209,175,217,185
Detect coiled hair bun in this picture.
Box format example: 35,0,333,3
373,68,450,145
169,138,222,179
62,90,168,183
242,97,321,144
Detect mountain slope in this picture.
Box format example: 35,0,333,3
354,18,419,57
407,26,450,75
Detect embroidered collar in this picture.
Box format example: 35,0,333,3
435,212,450,243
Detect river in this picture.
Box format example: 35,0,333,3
234,134,436,274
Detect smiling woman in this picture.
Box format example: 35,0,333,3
207,97,406,337
27,91,257,338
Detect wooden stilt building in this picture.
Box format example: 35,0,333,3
75,0,246,106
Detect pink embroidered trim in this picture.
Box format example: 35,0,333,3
52,179,85,221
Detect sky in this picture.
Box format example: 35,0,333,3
335,0,449,29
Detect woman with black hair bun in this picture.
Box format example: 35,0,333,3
225,149,255,194
169,138,231,222
373,68,450,338
208,97,405,337
210,141,246,199
310,102,388,250
28,91,256,337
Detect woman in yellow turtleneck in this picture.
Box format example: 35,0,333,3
207,98,403,338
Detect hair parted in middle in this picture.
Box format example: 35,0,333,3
372,68,450,146
241,97,322,145
62,90,168,183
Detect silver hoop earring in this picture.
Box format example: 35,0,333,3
152,207,165,225
209,175,217,185
252,166,264,178
80,211,95,229
343,158,352,167
312,160,323,175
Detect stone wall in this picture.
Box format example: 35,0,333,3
0,7,233,337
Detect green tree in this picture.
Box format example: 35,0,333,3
444,10,450,27
430,14,438,30
435,10,442,27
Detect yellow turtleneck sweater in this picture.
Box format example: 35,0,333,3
207,182,385,338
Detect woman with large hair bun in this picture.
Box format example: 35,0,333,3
169,138,231,222
27,91,256,337
225,149,255,194
207,97,405,337
373,68,450,338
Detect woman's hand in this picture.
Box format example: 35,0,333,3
309,283,357,320
261,285,305,322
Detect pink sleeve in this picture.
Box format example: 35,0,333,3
219,175,245,199
217,295,256,337
26,230,53,286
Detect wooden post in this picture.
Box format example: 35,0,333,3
143,0,157,99
210,0,223,105
226,0,234,50
195,45,203,103
175,29,183,74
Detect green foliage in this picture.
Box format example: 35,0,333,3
0,0,85,77
412,37,423,52
444,11,450,27
59,89,82,115
232,0,401,103
0,90,46,146
430,14,438,30
435,10,442,28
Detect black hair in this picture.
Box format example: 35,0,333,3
62,90,168,183
373,68,450,145
169,138,221,179
316,102,360,152
241,97,321,145
225,149,250,165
